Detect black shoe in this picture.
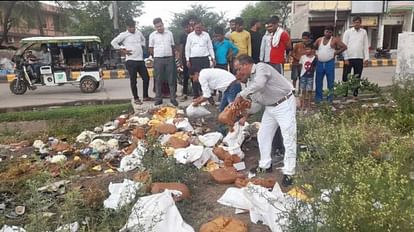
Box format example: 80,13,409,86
249,164,272,174
170,99,179,107
154,100,163,106
282,175,293,187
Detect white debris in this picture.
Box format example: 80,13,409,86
103,179,143,210
118,142,146,172
198,132,223,147
50,154,67,163
186,104,211,118
174,144,204,164
89,139,109,154
103,122,116,133
127,116,150,126
38,180,71,192
76,131,96,144
55,222,79,232
32,140,44,149
107,139,119,151
119,190,194,232
193,148,214,169
0,225,26,232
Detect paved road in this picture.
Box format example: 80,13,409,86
0,66,396,111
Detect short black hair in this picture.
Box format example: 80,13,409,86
302,31,310,38
270,15,280,23
324,26,334,32
234,17,244,26
236,54,254,65
153,17,163,25
268,16,279,25
304,42,313,49
229,19,236,23
125,18,136,27
214,26,224,35
250,19,259,28
353,16,362,22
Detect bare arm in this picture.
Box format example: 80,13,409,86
313,38,320,50
333,37,347,56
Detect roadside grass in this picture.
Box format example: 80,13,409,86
0,104,132,143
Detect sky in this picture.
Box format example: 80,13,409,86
136,1,259,27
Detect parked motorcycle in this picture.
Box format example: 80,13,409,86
374,48,391,59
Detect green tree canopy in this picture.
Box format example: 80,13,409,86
240,1,291,29
168,4,228,44
64,1,144,48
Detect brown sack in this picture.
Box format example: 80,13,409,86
200,216,248,232
213,147,231,161
210,167,244,184
234,178,249,188
218,100,251,127
234,177,276,189
151,182,190,201
52,142,72,153
167,136,190,149
155,123,177,134
131,127,145,140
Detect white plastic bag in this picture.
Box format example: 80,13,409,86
1,225,26,232
186,104,211,118
119,190,194,232
223,122,248,148
198,132,223,147
174,144,204,164
103,179,142,210
118,142,146,172
193,148,214,169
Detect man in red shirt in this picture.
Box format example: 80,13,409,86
268,16,291,75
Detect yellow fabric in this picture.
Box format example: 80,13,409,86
230,30,251,56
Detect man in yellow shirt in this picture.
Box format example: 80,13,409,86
230,17,251,57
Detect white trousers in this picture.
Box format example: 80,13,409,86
257,96,297,175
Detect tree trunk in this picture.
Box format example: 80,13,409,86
1,1,17,46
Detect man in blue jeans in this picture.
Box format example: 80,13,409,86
313,26,347,103
192,68,241,112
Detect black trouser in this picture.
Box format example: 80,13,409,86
154,56,176,101
271,127,285,156
126,60,150,99
189,56,210,98
215,64,228,70
182,64,190,95
343,58,363,96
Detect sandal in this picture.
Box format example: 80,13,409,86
134,98,143,105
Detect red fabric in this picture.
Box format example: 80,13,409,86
270,31,290,64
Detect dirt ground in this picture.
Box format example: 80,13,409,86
0,103,291,231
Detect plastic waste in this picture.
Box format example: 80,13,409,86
186,104,211,118
103,179,142,210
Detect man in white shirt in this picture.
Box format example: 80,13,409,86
192,68,241,112
111,18,152,105
185,21,216,99
259,23,273,63
149,17,178,106
342,16,369,97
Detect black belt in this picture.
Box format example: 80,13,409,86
268,92,293,107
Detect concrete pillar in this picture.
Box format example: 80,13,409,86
396,32,414,78
378,15,384,48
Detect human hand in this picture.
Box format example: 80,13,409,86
186,61,191,69
364,60,369,67
211,58,216,67
344,60,349,65
238,116,247,126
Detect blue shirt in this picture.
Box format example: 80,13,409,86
213,39,238,65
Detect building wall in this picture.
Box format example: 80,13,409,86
291,1,310,39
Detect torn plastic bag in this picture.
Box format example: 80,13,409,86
119,190,194,232
118,142,146,172
198,132,223,147
166,118,194,132
103,179,143,210
1,225,26,232
174,144,204,164
223,122,248,148
76,131,96,144
193,148,214,169
186,104,211,118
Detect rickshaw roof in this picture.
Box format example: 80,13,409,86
20,36,101,44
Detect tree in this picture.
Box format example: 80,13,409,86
168,4,228,44
65,1,144,48
0,1,47,47
240,1,292,29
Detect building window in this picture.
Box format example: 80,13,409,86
53,15,61,31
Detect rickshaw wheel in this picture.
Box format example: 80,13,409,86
80,76,98,93
10,79,28,95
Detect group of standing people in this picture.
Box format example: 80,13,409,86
110,14,370,187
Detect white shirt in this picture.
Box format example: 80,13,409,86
199,68,236,99
111,30,146,61
299,55,316,76
185,31,215,61
149,29,175,57
260,31,272,62
342,27,369,61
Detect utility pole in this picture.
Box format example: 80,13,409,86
112,1,119,35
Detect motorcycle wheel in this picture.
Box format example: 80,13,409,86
9,79,28,95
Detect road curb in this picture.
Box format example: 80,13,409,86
0,59,396,83
0,99,132,113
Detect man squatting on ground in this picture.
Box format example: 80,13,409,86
233,55,297,187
